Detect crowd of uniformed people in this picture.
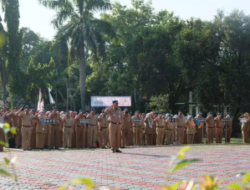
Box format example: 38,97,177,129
0,100,249,153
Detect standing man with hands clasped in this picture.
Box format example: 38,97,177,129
105,100,122,153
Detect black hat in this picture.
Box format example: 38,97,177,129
158,112,163,114
25,105,30,109
124,108,128,111
79,109,83,113
217,113,222,116
208,111,213,115
113,100,118,104
178,110,182,113
91,108,95,111
52,106,57,110
31,109,36,112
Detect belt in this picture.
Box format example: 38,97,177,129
77,125,84,128
133,126,141,128
111,122,121,125
51,124,59,127
65,126,72,128
89,124,96,126
157,126,164,128
177,126,183,128
165,128,173,131
22,125,31,128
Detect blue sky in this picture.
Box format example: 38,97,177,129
19,0,250,40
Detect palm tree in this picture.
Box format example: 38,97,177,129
39,0,113,110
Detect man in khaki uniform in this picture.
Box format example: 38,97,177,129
75,110,87,148
140,113,146,145
44,111,51,149
98,110,109,148
62,111,74,148
33,110,49,149
186,115,196,144
164,114,174,145
154,112,165,145
49,106,63,149
214,113,223,143
194,112,204,144
120,109,132,148
105,100,122,153
16,106,33,150
132,111,142,146
182,113,189,144
206,112,215,144
176,111,185,144
87,108,98,148
239,113,250,143
144,112,154,145
224,113,232,143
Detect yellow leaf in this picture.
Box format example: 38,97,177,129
242,173,250,185
177,146,191,159
57,184,67,190
4,158,10,165
4,123,10,128
10,127,17,135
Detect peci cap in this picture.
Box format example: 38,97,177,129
25,105,30,109
208,111,213,115
91,108,96,111
217,113,222,116
52,106,57,110
124,108,128,111
113,100,118,104
158,112,162,114
135,110,140,113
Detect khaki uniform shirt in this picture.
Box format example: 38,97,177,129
64,117,73,127
144,116,154,134
177,116,185,127
50,114,60,126
75,115,86,127
87,114,98,126
206,115,215,128
155,118,164,127
186,120,196,135
33,116,49,133
132,116,141,127
19,112,33,126
105,107,122,123
122,114,131,130
214,117,223,128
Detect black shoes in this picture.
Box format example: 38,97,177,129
112,149,122,153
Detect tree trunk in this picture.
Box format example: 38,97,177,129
2,61,6,105
79,48,86,111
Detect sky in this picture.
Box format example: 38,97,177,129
18,0,250,40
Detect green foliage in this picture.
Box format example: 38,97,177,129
149,94,169,112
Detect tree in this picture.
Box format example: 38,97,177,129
39,0,113,110
3,0,22,96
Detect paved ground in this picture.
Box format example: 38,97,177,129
0,145,249,190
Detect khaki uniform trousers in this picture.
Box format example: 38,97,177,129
63,127,73,147
100,127,108,148
216,128,223,143
44,125,50,147
195,127,203,144
76,126,85,148
156,127,164,145
21,126,32,150
207,127,215,144
140,132,146,145
133,127,141,145
88,125,97,148
15,126,22,147
50,125,61,148
36,132,46,149
242,129,249,143
164,129,173,145
31,126,36,149
225,127,232,143
187,134,195,144
121,129,130,147
177,126,184,143
109,123,121,150
182,127,187,144
145,134,153,145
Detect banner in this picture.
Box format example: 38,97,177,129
37,88,44,111
91,96,131,107
48,88,55,104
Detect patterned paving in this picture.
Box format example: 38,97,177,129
0,145,249,190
